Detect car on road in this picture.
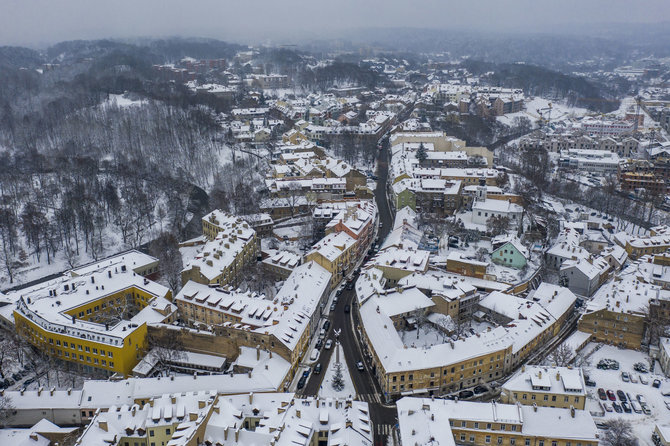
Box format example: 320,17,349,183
302,369,310,379
336,288,343,297
458,390,474,399
346,282,354,290
332,296,338,305
598,388,607,400
314,363,322,374
607,390,616,401
653,379,662,388
297,376,307,389
621,372,630,382
356,361,364,371
612,401,623,413
617,390,627,402
309,349,319,361
473,385,488,394
315,339,323,350
344,304,350,313
325,339,333,350
330,303,337,311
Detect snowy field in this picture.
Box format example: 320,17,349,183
497,97,589,127
581,343,670,445
318,344,356,399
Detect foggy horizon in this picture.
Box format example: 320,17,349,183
2,0,670,48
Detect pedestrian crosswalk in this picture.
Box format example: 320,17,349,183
358,393,383,404
375,424,394,435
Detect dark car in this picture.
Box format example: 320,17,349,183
617,390,627,402
302,369,310,379
315,339,323,350
473,385,488,395
458,390,474,399
598,388,607,400
653,379,662,388
297,376,306,390
346,282,354,290
24,378,35,386
323,320,331,331
612,401,623,413
622,402,632,413
336,288,343,297
314,363,322,374
607,390,616,401
585,377,596,387
344,304,350,313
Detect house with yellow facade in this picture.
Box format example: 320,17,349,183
501,366,587,410
305,231,357,286
11,264,175,377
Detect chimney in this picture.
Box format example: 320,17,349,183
533,403,537,412
38,387,43,396
224,427,228,441
189,412,197,422
296,409,301,418
556,372,561,381
30,433,39,441
570,405,575,418
50,387,55,396
235,429,239,442
171,395,176,404
538,371,542,379
198,400,206,409
98,420,108,432
132,406,136,416
257,346,260,360
67,388,72,395
249,392,254,404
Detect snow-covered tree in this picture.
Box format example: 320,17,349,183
331,362,345,391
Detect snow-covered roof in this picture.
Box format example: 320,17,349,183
502,366,585,395
397,398,597,446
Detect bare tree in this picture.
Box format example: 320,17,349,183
548,343,574,367
487,215,510,237
601,419,638,446
150,232,184,293
0,395,15,427
145,329,186,377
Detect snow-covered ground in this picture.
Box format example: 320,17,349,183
101,93,148,108
399,324,450,349
318,344,356,399
497,97,589,127
581,343,670,445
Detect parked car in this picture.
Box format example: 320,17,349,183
314,363,322,374
617,390,627,402
302,369,310,379
332,296,338,305
458,390,474,399
315,339,323,350
309,349,319,361
344,304,350,313
612,401,623,413
598,388,607,400
665,401,670,411
598,359,620,370
631,401,642,413
633,362,649,373
297,376,306,390
603,402,613,412
324,339,333,350
621,372,630,382
607,390,616,401
330,303,337,311
630,374,638,383
585,377,596,387
622,401,632,413
637,394,647,404
653,379,662,388
641,403,652,415
323,320,331,331
356,361,364,371
640,375,649,385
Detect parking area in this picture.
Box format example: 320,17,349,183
582,343,670,445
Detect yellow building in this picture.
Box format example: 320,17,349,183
182,211,259,287
305,231,357,286
12,265,175,377
501,366,587,410
398,398,598,446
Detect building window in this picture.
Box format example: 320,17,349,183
486,436,491,444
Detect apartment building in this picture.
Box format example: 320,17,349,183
397,398,597,446
182,212,259,287
305,231,357,286
11,264,175,377
176,261,331,377
501,366,587,410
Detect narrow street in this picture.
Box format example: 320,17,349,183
298,139,397,443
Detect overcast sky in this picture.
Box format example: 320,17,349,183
2,0,669,47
